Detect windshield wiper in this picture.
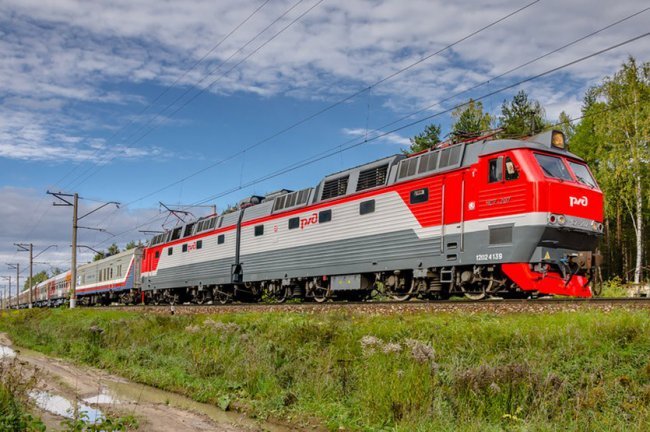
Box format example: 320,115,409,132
575,175,595,188
540,165,555,177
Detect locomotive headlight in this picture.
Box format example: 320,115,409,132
591,221,604,232
549,214,557,224
557,215,566,225
551,130,565,149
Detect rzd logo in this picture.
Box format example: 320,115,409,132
569,196,588,207
300,213,318,229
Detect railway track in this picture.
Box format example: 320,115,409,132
95,296,650,315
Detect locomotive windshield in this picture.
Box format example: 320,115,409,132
534,154,572,181
567,160,598,188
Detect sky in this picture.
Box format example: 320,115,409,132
0,0,648,291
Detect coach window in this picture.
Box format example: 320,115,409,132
505,157,519,181
288,217,300,230
489,157,503,183
168,247,173,256
410,188,428,204
255,225,264,236
197,240,203,249
359,199,375,215
319,209,332,223
182,244,188,253
218,234,225,244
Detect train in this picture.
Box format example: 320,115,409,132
6,129,603,308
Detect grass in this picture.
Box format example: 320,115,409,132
600,276,630,297
0,359,45,431
1,307,650,431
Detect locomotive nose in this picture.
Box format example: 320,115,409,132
547,182,603,222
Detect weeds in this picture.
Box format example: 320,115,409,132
0,359,45,431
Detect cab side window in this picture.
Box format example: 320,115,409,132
488,157,503,183
505,157,519,181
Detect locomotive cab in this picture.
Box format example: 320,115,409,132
476,131,603,297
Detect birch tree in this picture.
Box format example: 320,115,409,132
595,57,650,284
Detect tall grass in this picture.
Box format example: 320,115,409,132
0,359,45,431
1,308,649,431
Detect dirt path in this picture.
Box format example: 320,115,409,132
0,333,283,432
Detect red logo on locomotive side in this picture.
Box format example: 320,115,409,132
569,196,589,207
300,213,318,229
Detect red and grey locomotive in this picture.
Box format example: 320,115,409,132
140,129,603,303
10,129,603,307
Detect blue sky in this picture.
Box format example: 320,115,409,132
0,0,648,285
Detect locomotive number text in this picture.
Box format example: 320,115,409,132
476,253,503,261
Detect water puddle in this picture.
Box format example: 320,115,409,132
83,391,120,405
11,344,292,432
0,345,16,358
107,380,291,432
30,390,104,423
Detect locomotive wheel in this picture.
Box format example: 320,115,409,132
195,290,211,305
215,289,231,305
461,285,487,300
270,286,289,303
389,291,411,302
312,286,329,303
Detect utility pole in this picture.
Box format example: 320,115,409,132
0,276,10,309
7,264,19,307
15,243,58,309
47,191,119,308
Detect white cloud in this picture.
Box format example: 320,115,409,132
0,0,647,163
342,127,410,146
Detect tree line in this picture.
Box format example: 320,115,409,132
408,57,649,285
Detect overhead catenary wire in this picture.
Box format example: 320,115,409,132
64,0,319,190
55,0,275,191
77,0,544,242
9,0,277,259
87,0,542,212
89,31,650,249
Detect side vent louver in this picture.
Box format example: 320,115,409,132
397,144,464,181
321,176,349,200
356,164,388,191
273,188,313,212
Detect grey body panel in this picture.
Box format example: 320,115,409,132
143,222,596,290
238,225,569,283
143,257,234,291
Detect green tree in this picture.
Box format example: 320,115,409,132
451,99,493,141
594,57,649,284
498,90,547,137
556,111,575,142
406,123,442,153
107,243,120,256
24,270,49,290
124,240,141,251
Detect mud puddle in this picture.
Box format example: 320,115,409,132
30,390,104,423
1,337,294,432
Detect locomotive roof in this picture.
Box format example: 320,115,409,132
148,130,583,244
